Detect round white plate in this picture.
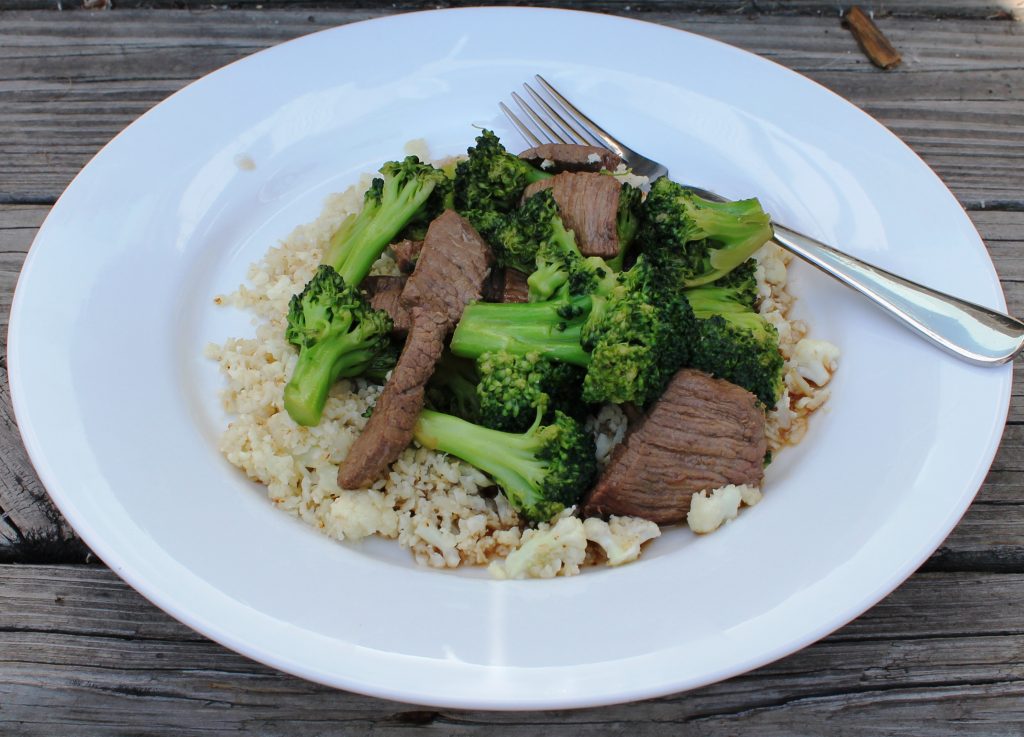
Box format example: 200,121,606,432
9,7,1011,709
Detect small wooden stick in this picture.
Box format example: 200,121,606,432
843,6,902,70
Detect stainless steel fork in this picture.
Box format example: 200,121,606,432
501,75,1024,367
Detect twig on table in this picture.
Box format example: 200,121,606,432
843,6,902,70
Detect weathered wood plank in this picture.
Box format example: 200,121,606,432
1,0,1020,21
0,565,1022,733
1,10,1022,205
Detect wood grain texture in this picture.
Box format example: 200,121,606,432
1,10,1023,206
0,564,1022,734
1,0,1021,21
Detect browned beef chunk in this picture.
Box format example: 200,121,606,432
362,275,410,336
522,172,623,259
390,239,422,274
583,370,767,524
481,267,504,302
337,211,494,489
481,268,530,303
519,144,622,174
500,268,530,303
336,315,446,489
400,210,495,323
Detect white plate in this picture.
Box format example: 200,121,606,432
9,7,1011,709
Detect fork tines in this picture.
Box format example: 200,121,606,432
502,76,607,151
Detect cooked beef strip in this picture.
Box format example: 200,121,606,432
336,313,446,490
362,275,410,336
399,210,495,323
522,172,623,259
337,211,494,489
390,239,422,275
583,369,767,524
481,267,504,303
519,143,623,174
500,268,530,303
481,267,530,303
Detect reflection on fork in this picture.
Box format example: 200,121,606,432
498,75,1024,367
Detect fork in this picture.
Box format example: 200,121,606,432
500,75,1024,367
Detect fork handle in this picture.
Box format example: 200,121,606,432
771,224,1024,366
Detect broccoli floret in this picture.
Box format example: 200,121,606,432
323,156,450,286
283,265,394,426
638,177,773,286
467,188,571,276
476,351,586,432
361,340,401,384
686,277,784,408
454,130,552,214
609,182,642,270
413,409,597,523
425,352,481,421
704,258,759,309
578,254,696,405
451,246,697,406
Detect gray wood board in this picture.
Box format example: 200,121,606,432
0,0,1020,20
1,564,1022,733
1,10,1022,207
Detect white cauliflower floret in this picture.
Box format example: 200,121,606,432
583,516,660,566
488,513,587,579
792,338,840,387
687,484,761,534
753,242,789,288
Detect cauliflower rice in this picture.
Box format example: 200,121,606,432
208,172,838,576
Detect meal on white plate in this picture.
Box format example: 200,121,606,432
207,131,839,578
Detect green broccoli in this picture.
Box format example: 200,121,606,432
361,340,401,385
425,351,481,421
412,409,597,523
454,130,552,214
450,242,696,406
476,351,586,433
609,181,642,270
323,156,450,287
702,258,759,309
467,188,572,276
685,266,784,408
638,177,773,286
283,265,394,426
449,295,594,367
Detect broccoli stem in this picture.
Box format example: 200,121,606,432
323,177,440,287
284,338,381,427
413,409,545,508
450,298,592,366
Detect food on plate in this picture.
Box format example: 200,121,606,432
337,210,493,490
517,142,624,173
582,369,766,524
208,130,839,578
282,265,394,427
522,171,640,261
414,408,597,524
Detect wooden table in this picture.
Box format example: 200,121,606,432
2,1,1022,732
